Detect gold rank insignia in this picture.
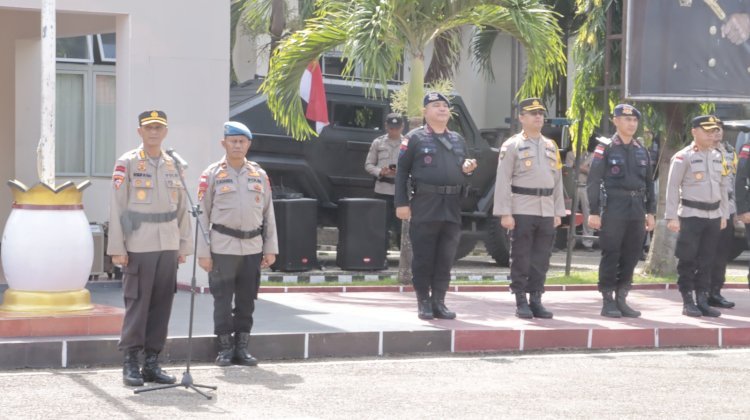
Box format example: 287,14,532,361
137,161,147,171
622,106,633,115
696,172,704,180
220,185,231,193
136,190,147,200
217,171,228,179
523,152,529,158
525,160,532,167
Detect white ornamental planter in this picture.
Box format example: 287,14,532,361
1,181,94,312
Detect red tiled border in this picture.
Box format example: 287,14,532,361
524,329,589,350
0,305,124,338
658,327,720,347
591,329,654,349
721,327,750,347
454,330,521,352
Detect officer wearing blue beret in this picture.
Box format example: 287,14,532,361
197,121,278,366
587,104,656,318
395,92,477,319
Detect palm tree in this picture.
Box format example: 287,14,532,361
260,0,567,140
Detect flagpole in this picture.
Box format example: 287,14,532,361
39,0,56,187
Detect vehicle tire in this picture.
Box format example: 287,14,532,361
729,237,747,261
484,216,510,267
454,235,478,261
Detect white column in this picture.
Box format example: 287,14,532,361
38,0,55,186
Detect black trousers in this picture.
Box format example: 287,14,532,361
675,217,721,293
410,221,460,298
375,192,401,249
209,253,262,335
711,214,734,291
119,250,178,352
597,216,646,292
509,215,556,294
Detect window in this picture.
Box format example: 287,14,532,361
56,36,93,63
330,103,385,130
56,33,116,177
319,50,404,82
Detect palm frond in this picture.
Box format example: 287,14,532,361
469,26,500,82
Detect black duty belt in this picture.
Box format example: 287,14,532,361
511,186,553,197
607,189,645,197
681,199,720,211
378,177,395,184
212,223,263,239
416,183,463,195
121,210,178,235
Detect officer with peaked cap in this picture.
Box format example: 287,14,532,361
365,113,405,249
197,121,278,366
587,104,656,318
494,98,565,319
108,110,193,386
395,92,477,320
666,115,728,318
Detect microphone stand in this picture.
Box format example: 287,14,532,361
134,155,217,399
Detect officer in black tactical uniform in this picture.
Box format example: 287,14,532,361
587,104,656,318
395,92,477,320
710,121,737,308
734,121,750,294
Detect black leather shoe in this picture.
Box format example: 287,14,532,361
708,291,735,308
696,291,721,317
432,298,457,319
529,291,553,319
417,298,434,320
122,349,144,387
600,291,622,318
233,333,259,366
514,293,533,319
142,350,176,384
215,334,234,367
615,288,641,318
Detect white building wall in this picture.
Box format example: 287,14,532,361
1,0,230,284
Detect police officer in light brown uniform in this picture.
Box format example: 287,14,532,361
666,115,729,318
494,98,565,319
108,110,193,387
197,121,278,367
365,113,405,248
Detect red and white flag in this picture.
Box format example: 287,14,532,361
299,61,329,134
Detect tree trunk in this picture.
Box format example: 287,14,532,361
269,0,286,57
642,104,684,276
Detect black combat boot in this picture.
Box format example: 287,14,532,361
615,288,641,318
417,293,434,320
141,350,176,384
514,293,533,319
681,291,702,317
215,334,234,367
707,287,735,308
431,290,456,319
233,332,258,366
529,291,553,319
696,291,721,317
122,348,144,387
600,291,622,318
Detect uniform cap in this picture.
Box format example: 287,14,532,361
519,98,546,113
139,110,168,126
423,92,450,106
385,113,404,127
692,115,721,130
613,104,641,119
224,121,253,139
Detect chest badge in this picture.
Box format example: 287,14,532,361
171,190,178,201
137,161,147,172
611,166,621,175
220,185,231,193
695,172,704,180
134,179,142,187
524,160,532,167
217,171,228,179
424,156,433,165
166,160,175,171
136,190,147,201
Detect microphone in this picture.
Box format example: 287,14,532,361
166,148,189,169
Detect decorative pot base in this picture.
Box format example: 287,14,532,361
0,289,93,313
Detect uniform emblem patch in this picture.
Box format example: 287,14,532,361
611,166,620,175
696,172,704,180
198,174,208,201
136,190,147,201
524,160,532,167
137,161,147,171
424,156,432,164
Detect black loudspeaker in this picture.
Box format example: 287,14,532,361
336,198,387,270
271,198,318,272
